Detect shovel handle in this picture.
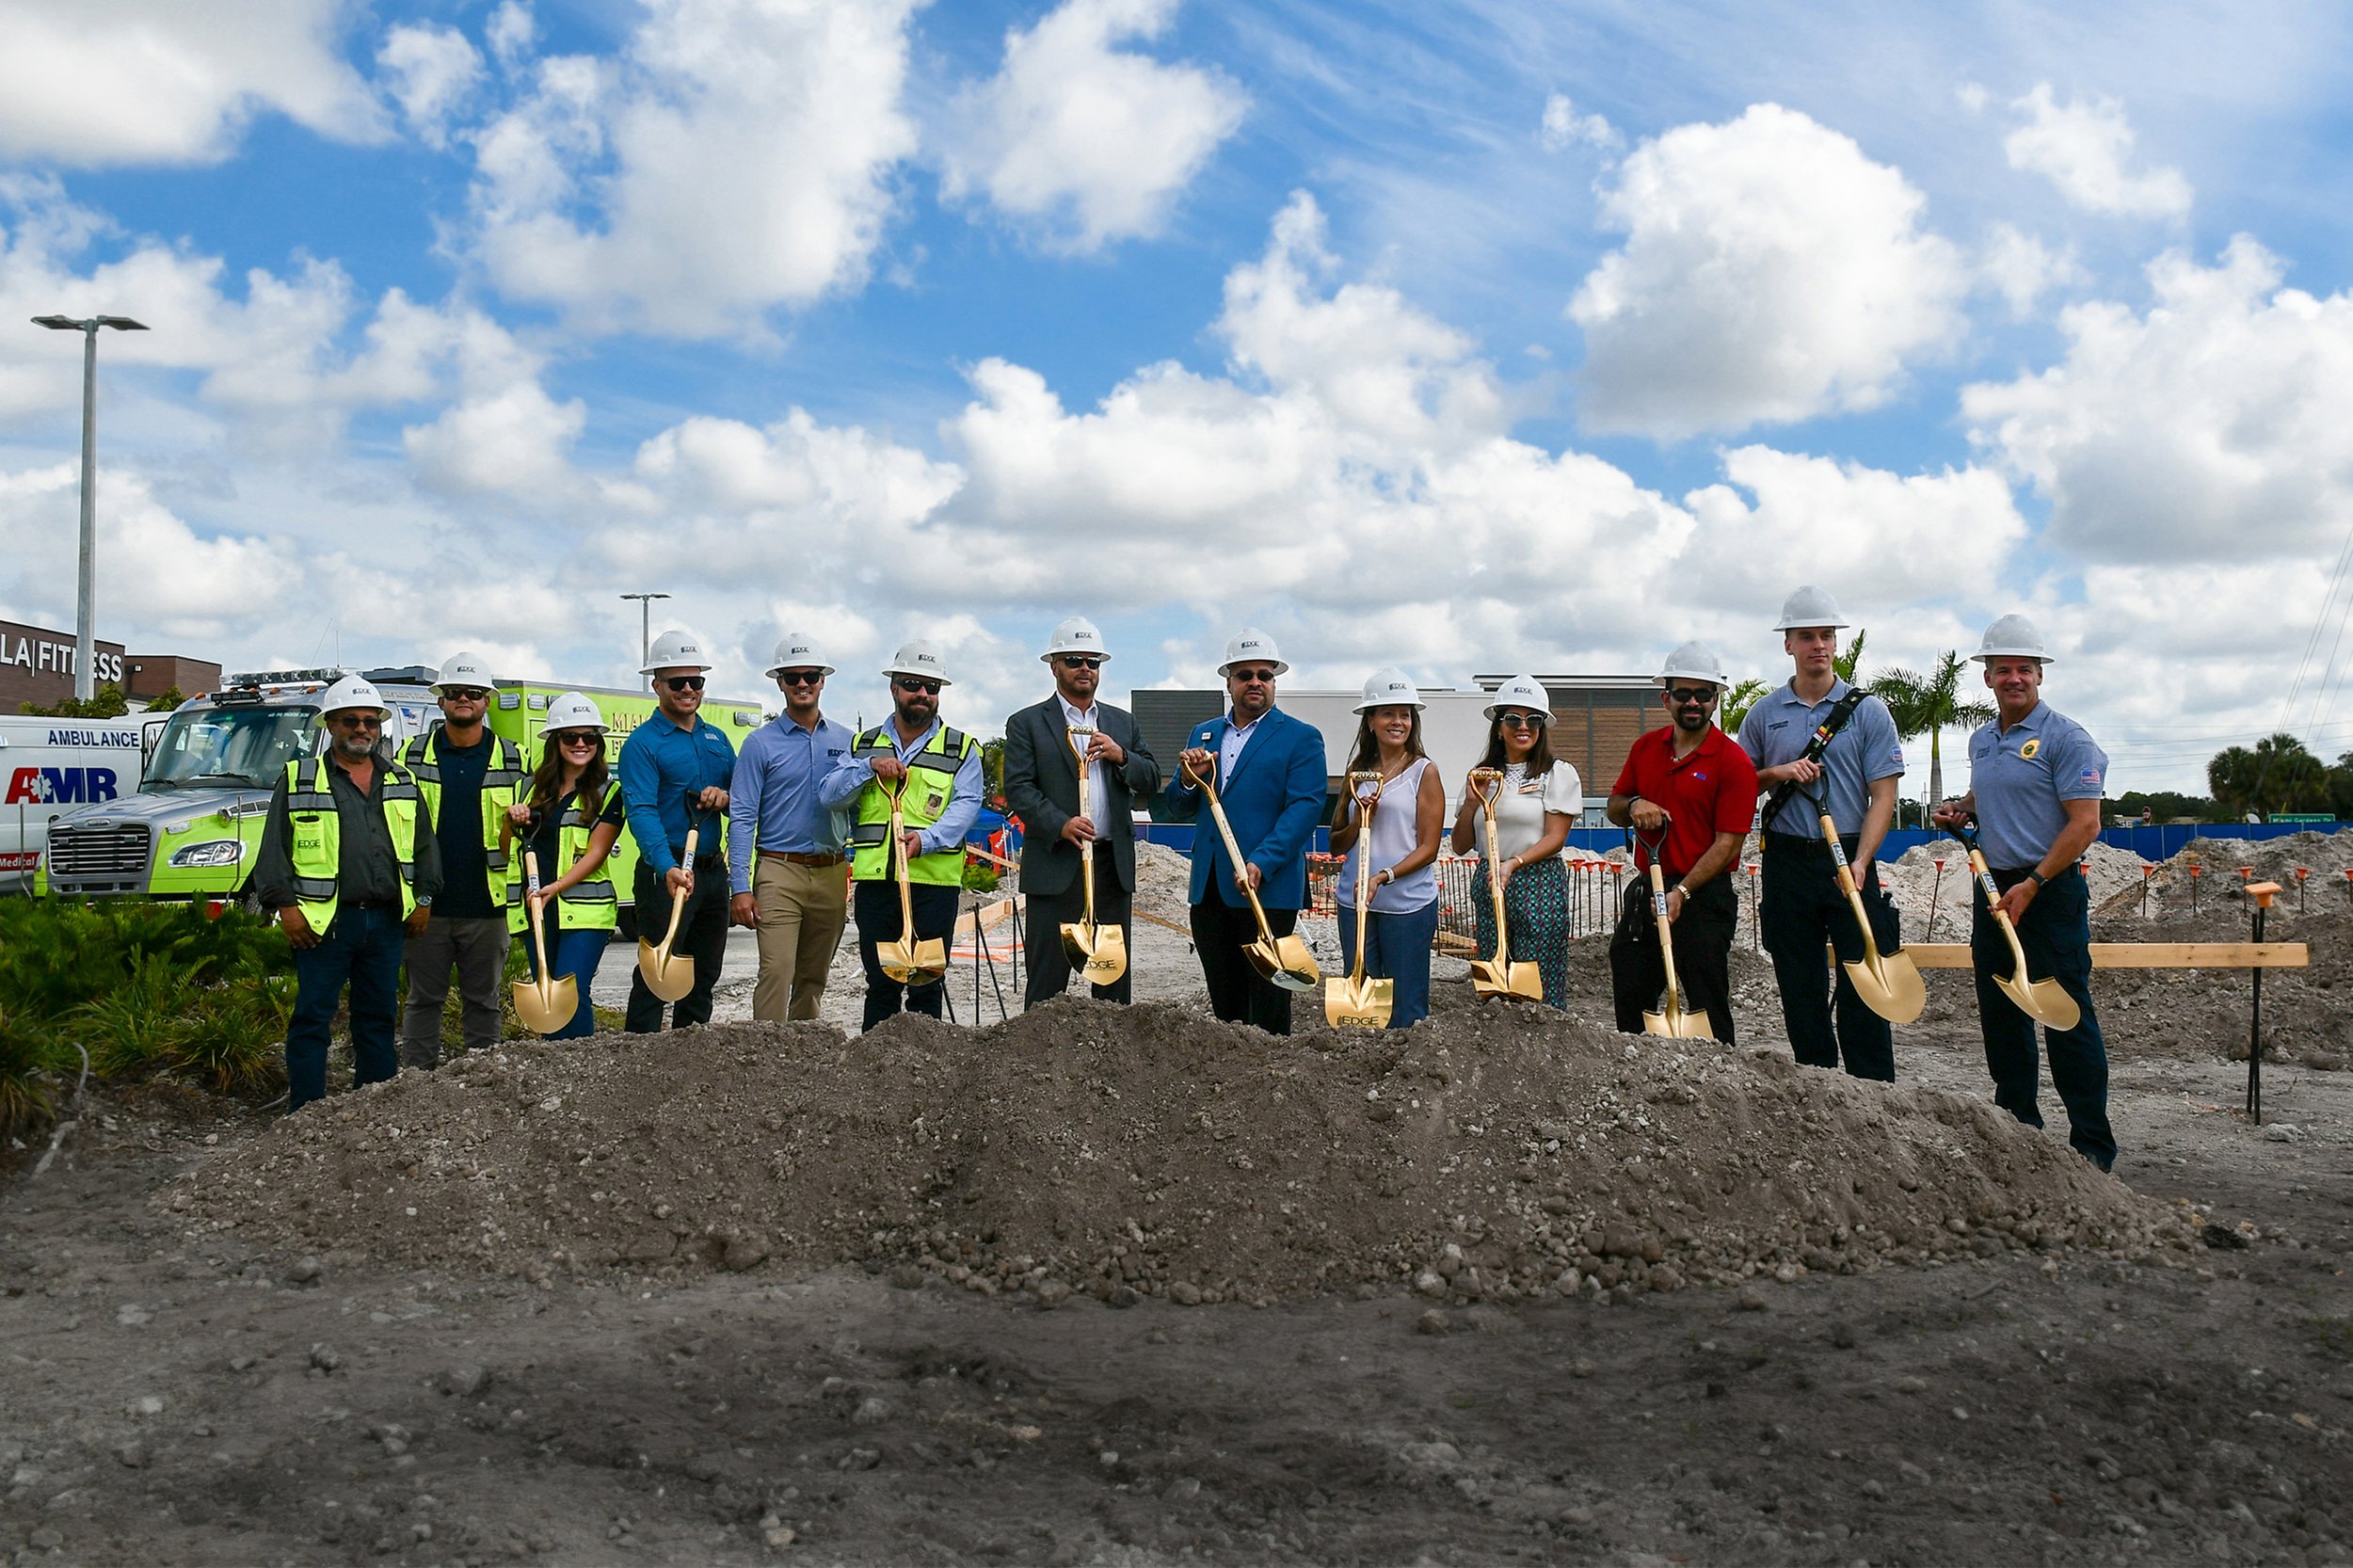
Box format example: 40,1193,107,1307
1186,763,1283,939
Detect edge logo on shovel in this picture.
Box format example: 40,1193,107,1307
1465,767,1542,1001
1057,726,1127,986
635,819,703,1002
1949,824,2079,1031
1326,771,1395,1028
877,773,949,985
1640,844,1712,1039
1181,759,1319,993
1808,789,1925,1024
512,847,578,1034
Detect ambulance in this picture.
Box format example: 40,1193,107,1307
40,666,767,932
0,714,165,894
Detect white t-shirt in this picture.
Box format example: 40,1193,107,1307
1481,760,1582,862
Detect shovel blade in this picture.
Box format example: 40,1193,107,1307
1471,958,1543,1001
635,940,696,1002
1058,920,1094,969
511,974,579,1035
881,936,949,986
1842,949,1928,1024
1078,924,1127,986
1996,971,2080,1032
1642,1000,1715,1039
1325,974,1394,1029
1244,935,1321,993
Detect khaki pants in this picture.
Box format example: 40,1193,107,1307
753,857,850,1022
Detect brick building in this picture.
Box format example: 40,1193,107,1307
0,617,220,712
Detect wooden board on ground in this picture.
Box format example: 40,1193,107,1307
1897,942,2308,970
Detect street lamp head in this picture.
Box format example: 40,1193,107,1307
95,316,147,331
31,315,148,331
32,315,79,330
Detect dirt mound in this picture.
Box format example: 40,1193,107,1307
2109,831,2353,921
174,1001,2191,1304
1879,838,2149,942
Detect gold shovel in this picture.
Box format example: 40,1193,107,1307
1465,767,1542,1001
1326,772,1394,1028
1811,797,1925,1024
1181,760,1320,992
876,774,949,985
634,824,701,1002
511,849,578,1034
1641,858,1713,1038
1057,727,1128,986
1953,826,2080,1031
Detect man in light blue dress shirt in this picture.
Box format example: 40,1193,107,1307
729,632,855,1022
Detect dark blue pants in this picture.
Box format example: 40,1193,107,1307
1761,832,1899,1081
854,877,960,1031
528,925,611,1039
287,904,405,1113
1970,865,2115,1170
1336,898,1440,1029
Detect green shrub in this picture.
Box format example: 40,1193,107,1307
0,1003,72,1140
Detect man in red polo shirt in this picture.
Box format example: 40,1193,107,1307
1607,640,1758,1039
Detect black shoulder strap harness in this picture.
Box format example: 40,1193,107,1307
1759,687,1870,832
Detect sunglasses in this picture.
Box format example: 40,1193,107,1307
440,687,488,702
778,669,824,686
1229,667,1278,684
662,676,705,694
1666,686,1719,705
895,678,941,696
1057,655,1104,670
331,712,380,729
1497,712,1543,729
554,730,601,748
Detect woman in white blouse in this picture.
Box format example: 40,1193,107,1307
1449,675,1582,1009
1330,668,1447,1027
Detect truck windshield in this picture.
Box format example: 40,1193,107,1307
144,708,319,790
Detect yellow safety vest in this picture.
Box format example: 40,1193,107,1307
848,723,975,885
402,730,526,910
506,796,618,935
282,756,422,936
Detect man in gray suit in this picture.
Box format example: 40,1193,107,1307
1004,616,1161,1006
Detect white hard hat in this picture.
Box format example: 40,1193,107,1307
765,632,834,678
432,649,495,693
1217,628,1289,677
1771,584,1849,632
641,628,712,676
1657,641,1729,687
1972,613,2051,663
1482,675,1553,723
882,639,952,685
1042,616,1110,663
1353,667,1425,713
540,692,609,733
313,675,391,726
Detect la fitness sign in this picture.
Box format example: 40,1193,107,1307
0,632,124,684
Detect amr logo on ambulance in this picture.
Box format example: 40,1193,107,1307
6,766,123,805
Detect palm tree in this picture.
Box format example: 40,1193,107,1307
1869,651,1993,812
1719,678,1768,734
1833,629,1867,683
2208,733,2330,821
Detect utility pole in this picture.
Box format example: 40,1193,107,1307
33,313,148,702
619,593,671,668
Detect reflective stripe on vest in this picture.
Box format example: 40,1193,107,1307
848,725,974,885
284,754,421,937
507,800,618,934
402,732,524,904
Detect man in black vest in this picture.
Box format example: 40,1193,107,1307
1004,616,1162,1006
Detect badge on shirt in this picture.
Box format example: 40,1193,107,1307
925,790,945,816
2019,739,2041,760
2079,767,2102,790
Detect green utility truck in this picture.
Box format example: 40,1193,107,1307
41,665,767,932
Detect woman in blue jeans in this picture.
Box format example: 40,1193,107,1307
505,693,625,1038
1330,668,1446,1027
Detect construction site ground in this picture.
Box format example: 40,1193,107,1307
4,843,2351,1568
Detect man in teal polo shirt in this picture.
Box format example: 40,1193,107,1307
618,629,734,1032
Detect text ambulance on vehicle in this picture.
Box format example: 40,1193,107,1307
40,665,765,930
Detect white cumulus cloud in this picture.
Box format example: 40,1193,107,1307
1962,236,2353,562
466,0,923,336
1569,104,1968,440
377,23,486,150
1540,92,1616,152
941,0,1245,251
0,0,385,166
1977,222,2083,319
2003,84,2192,218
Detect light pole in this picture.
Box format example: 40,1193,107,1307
33,313,148,703
618,592,670,668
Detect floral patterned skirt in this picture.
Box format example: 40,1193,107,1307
1471,855,1572,1010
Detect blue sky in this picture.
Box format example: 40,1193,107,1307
4,0,2353,791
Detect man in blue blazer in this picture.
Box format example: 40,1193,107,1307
1160,629,1330,1034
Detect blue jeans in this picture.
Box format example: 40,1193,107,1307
528,926,610,1039
1336,898,1439,1029
1971,865,2115,1169
287,904,405,1112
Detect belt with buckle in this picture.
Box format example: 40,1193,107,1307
760,850,845,867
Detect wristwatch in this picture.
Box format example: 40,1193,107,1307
2025,869,2047,888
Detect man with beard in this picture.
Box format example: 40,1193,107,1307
617,628,736,1032
1607,641,1758,1041
822,641,983,1030
1004,616,1160,1007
